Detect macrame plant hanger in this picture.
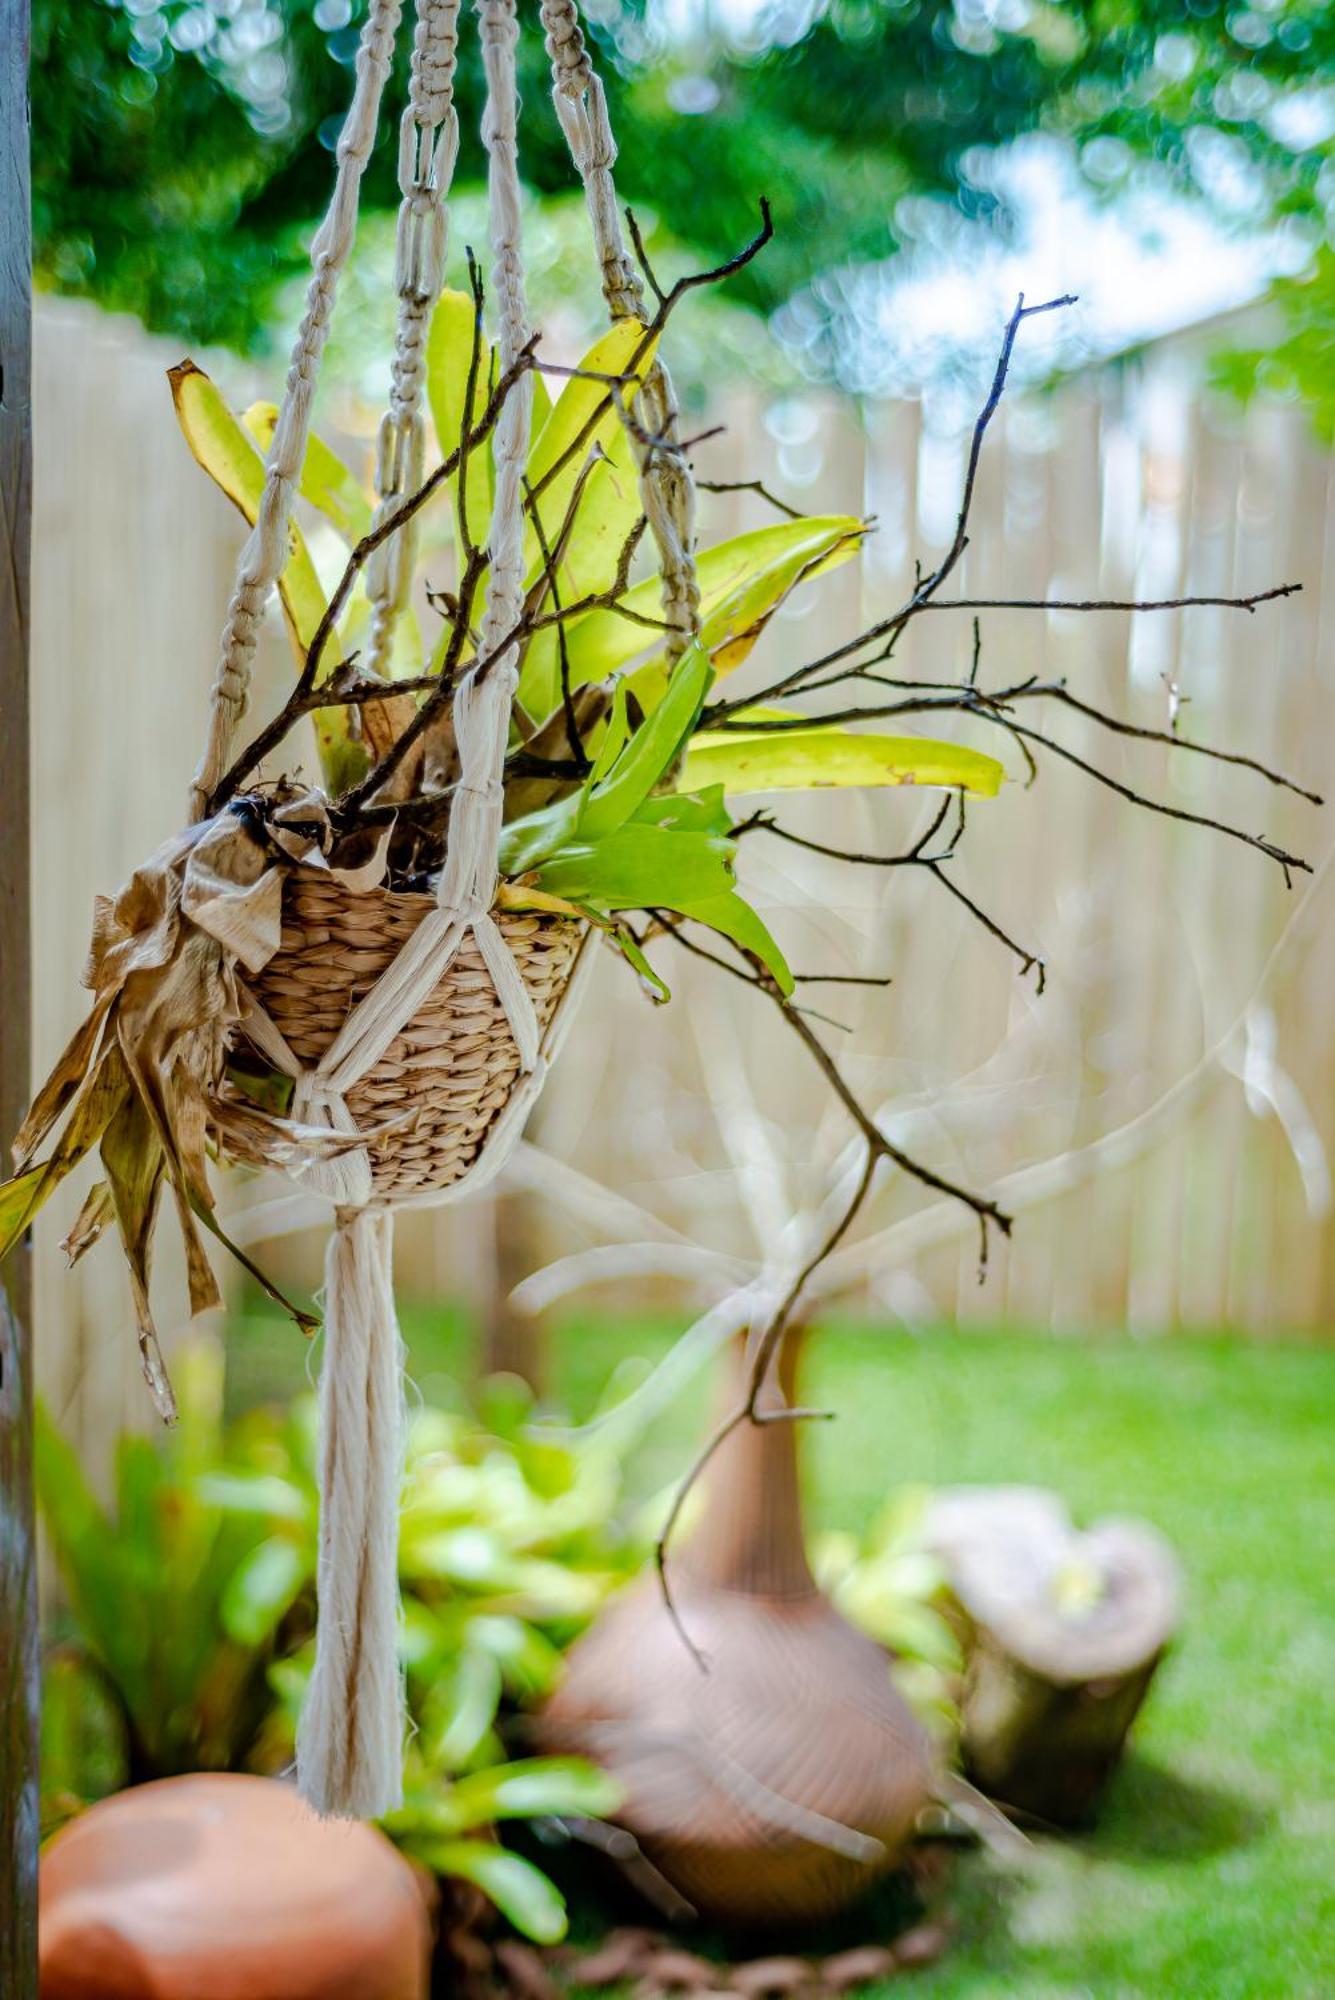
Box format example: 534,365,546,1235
182,0,698,1819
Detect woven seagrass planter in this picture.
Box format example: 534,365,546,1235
230,873,585,1200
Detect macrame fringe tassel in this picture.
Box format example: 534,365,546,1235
296,1205,406,1819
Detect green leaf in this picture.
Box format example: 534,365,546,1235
197,1470,311,1525
498,790,586,878
426,289,495,554
578,641,712,839
633,783,732,837
219,1536,307,1648
241,403,372,545
414,1842,568,1944
35,1402,125,1674
447,1758,622,1829
587,680,631,783
560,515,866,691
674,890,794,996
681,728,1005,799
418,1649,504,1771
596,916,672,1002
41,1650,129,1818
498,642,709,879
532,822,737,911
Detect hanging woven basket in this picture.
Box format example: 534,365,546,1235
230,878,585,1201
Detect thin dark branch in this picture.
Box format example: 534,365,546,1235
702,293,1078,719
453,251,488,564
655,913,1011,1260
704,672,1317,809
996,716,1312,883
526,200,774,513
653,1153,871,1660
523,470,589,774
696,478,803,522
1032,682,1323,804
791,971,893,988
662,196,774,309
932,292,1077,591
752,810,1045,990
624,204,667,308
917,583,1302,617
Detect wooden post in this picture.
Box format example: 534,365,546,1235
0,1,37,1990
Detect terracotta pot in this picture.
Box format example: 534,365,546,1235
540,1332,936,1926
40,1773,434,2000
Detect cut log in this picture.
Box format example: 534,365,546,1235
921,1486,1181,1828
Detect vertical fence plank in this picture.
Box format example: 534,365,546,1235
0,2,37,1987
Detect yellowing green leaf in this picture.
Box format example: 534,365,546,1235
560,515,866,694
169,363,327,653
518,438,643,721
169,362,358,789
680,728,1005,799
525,318,656,532
242,403,373,546
426,289,496,555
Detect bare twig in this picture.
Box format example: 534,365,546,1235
625,204,667,309
917,583,1302,616
696,477,803,521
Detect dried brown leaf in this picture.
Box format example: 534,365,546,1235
100,1090,177,1424
61,1181,115,1266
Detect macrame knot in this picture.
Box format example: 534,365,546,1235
541,0,593,93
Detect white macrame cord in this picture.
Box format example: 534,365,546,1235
193,0,697,1821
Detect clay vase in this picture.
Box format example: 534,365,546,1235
39,1772,434,2000
539,1330,936,1926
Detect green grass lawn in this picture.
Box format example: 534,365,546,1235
226,1307,1335,1999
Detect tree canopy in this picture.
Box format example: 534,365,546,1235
34,1,1335,363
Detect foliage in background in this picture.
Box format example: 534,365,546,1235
33,0,1335,390
1211,243,1335,442
812,1487,963,1747
38,1346,637,1941
37,1344,280,1800
38,1326,976,1932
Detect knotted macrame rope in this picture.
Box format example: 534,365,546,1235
190,0,405,821
364,0,462,679
539,0,700,657
190,0,695,1822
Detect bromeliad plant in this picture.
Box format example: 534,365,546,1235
168,263,1002,1004
38,1349,638,1942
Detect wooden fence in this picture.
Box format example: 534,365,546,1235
29,298,1335,1462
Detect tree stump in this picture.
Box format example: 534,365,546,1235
921,1487,1181,1829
